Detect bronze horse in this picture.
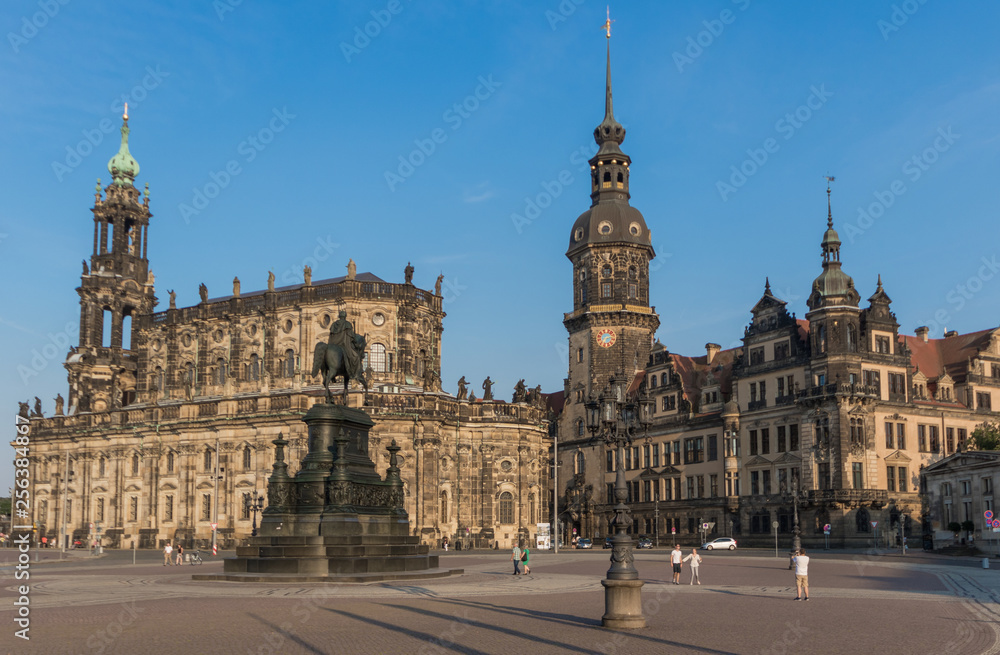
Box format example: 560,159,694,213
312,333,368,404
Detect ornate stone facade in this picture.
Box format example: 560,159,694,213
555,56,1000,549
23,113,550,551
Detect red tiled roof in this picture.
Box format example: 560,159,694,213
669,346,740,403
901,328,995,382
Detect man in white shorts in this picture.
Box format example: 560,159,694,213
792,549,810,600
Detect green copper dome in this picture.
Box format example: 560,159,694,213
108,113,139,186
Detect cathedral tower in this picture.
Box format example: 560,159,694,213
66,108,157,413
561,29,660,451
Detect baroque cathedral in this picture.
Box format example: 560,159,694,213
24,110,549,550
553,38,1000,548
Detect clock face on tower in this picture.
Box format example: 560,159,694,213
596,328,617,348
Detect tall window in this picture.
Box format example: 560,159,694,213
761,428,770,455
283,349,296,378
852,463,864,490
241,492,252,520
749,430,758,456
243,446,252,470
201,494,212,521
131,454,139,476
99,457,106,477
577,419,584,437
498,491,514,524
929,426,940,453
204,448,213,471
164,495,173,521
213,358,227,385
366,343,388,373
885,422,894,449
707,435,718,461
575,451,585,474
248,354,260,381
847,325,857,351
898,467,908,492
897,423,906,450
129,497,138,522
96,497,105,522
777,426,787,452
153,366,165,391
166,451,174,473
789,424,799,451
818,463,831,490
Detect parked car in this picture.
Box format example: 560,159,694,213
636,536,654,549
603,537,613,549
576,538,593,549
701,537,737,551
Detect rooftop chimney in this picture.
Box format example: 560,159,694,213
706,343,721,364
945,330,958,338
915,326,929,342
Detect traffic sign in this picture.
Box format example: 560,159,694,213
703,523,710,530
986,510,994,521
772,521,779,529
211,523,218,531
871,521,878,528
993,519,1000,529
671,527,676,534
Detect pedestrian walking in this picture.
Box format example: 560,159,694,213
792,548,810,601
683,548,702,584
163,542,173,566
443,537,449,552
175,544,184,565
511,542,522,575
522,545,531,575
670,544,683,584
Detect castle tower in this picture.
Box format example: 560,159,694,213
66,107,157,413
560,31,660,459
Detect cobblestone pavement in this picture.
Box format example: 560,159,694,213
3,549,1000,654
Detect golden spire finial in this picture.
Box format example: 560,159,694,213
602,6,614,39
123,102,129,121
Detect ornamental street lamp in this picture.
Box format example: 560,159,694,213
246,490,265,537
585,371,653,629
787,485,803,569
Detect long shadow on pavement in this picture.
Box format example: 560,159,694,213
247,613,327,654
321,607,494,655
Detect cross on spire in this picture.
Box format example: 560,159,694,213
602,6,614,39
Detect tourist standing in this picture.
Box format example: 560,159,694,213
511,542,522,575
792,549,810,601
163,542,173,566
175,544,184,565
670,544,683,584
683,548,702,584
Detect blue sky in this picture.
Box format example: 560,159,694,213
2,1,999,490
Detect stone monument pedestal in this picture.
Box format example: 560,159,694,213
197,402,460,582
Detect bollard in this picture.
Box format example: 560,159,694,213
983,558,990,569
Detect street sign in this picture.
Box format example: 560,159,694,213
993,519,1000,529
671,527,676,534
871,521,878,528
772,521,779,529
89,522,94,530
211,523,218,531
823,523,831,532
985,510,994,521
704,523,710,530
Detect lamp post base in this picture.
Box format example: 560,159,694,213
601,578,646,629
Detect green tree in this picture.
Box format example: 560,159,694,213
948,521,962,537
969,421,1000,450
0,497,10,516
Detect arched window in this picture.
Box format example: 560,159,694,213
603,171,611,183
243,446,251,470
283,349,295,378
214,358,227,385
365,343,387,373
847,324,857,352
440,491,449,523
184,362,196,387
101,308,113,347
576,419,584,437
498,491,514,525
99,457,106,477
660,373,668,386
166,452,174,473
204,448,213,472
153,366,164,392
122,311,133,350
248,354,260,381
131,454,139,476
649,375,657,389
575,451,585,474
628,266,638,299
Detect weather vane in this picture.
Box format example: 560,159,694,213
824,174,835,190
602,6,614,39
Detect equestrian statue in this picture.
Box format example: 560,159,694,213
312,309,368,404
